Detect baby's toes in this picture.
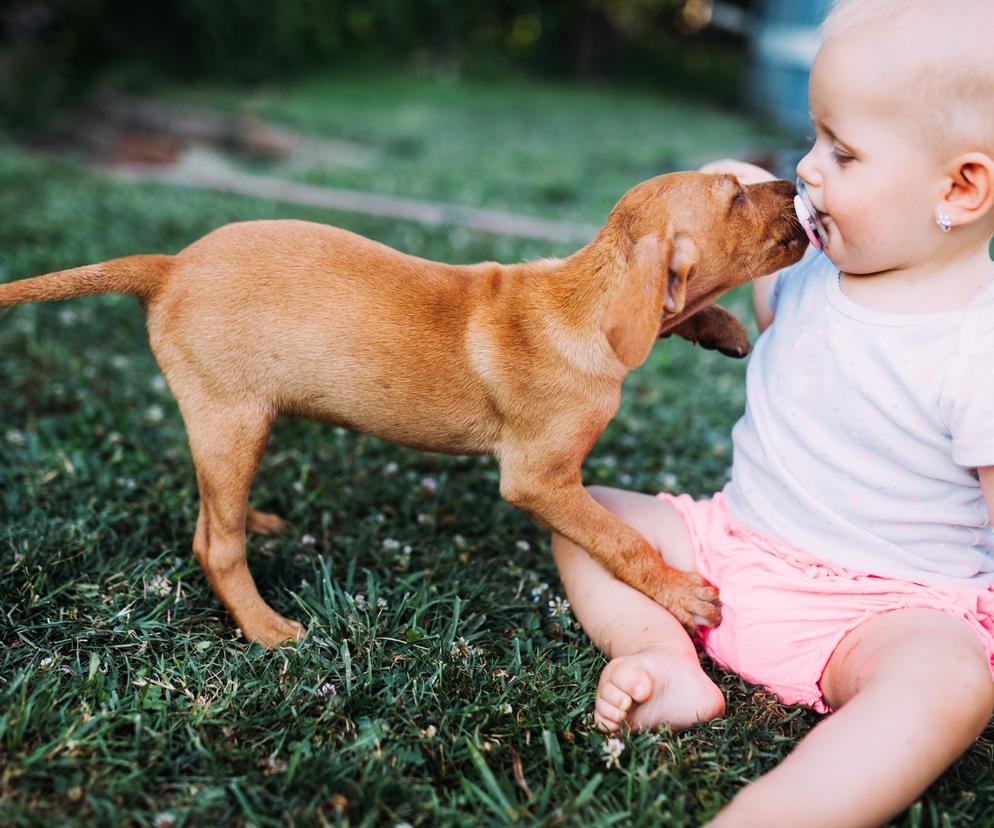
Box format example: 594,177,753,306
594,697,626,732
606,662,654,704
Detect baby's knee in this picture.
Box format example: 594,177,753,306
889,631,994,732
938,644,994,732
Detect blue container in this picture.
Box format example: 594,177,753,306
748,0,829,133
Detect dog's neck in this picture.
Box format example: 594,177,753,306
494,229,656,376
537,230,627,319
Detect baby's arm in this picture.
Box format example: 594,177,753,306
698,159,781,332
981,467,994,520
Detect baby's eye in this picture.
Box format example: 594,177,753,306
831,147,854,165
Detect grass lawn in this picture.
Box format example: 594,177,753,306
169,70,785,227
2,71,992,827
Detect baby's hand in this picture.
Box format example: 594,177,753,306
699,159,777,185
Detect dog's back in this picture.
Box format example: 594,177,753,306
148,219,506,452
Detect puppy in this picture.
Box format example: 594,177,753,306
0,172,806,646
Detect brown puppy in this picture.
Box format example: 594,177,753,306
0,172,806,646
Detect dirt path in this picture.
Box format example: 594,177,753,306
111,147,599,246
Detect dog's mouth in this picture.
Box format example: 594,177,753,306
772,214,809,254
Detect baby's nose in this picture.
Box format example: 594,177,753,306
795,151,818,187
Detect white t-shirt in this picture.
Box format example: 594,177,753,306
723,249,994,588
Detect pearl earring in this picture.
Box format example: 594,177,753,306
935,211,952,232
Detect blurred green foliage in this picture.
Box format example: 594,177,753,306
0,0,750,133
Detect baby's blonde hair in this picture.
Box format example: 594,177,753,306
822,0,994,158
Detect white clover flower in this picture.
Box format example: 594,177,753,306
353,593,367,609
318,682,337,697
421,476,438,494
40,656,53,668
257,753,288,774
602,736,625,768
144,405,164,423
376,597,388,609
450,636,477,661
548,596,571,617
420,724,437,739
516,539,531,552
150,375,166,392
5,429,25,446
661,472,679,491
453,534,467,549
384,462,399,474
58,308,78,325
293,481,304,493
150,574,172,598
382,538,401,551
301,534,317,546
112,355,129,369
501,703,513,715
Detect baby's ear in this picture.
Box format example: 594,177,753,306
944,152,994,227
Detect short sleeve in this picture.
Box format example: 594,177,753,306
945,296,994,468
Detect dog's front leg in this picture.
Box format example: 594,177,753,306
498,455,721,632
660,304,750,358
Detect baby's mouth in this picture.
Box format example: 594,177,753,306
794,180,830,250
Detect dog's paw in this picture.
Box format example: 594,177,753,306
657,571,721,634
242,614,306,648
715,339,751,359
246,508,289,535
699,327,751,359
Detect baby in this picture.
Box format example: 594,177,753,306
552,1,994,825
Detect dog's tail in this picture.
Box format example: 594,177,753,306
0,254,173,309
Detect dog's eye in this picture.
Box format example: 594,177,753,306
732,191,747,207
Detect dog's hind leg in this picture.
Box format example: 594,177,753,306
184,400,305,647
246,508,288,535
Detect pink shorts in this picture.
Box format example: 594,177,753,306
660,492,994,713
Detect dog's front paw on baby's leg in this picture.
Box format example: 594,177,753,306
655,570,721,634
240,612,306,648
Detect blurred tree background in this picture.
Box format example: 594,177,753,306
1,0,752,133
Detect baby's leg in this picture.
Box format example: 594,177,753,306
708,608,994,828
551,486,725,731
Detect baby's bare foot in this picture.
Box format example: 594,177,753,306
595,645,725,732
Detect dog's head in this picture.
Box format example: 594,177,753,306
598,171,807,367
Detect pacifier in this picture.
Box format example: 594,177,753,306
793,179,829,250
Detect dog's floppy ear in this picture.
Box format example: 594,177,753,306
663,233,696,316
602,233,698,369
